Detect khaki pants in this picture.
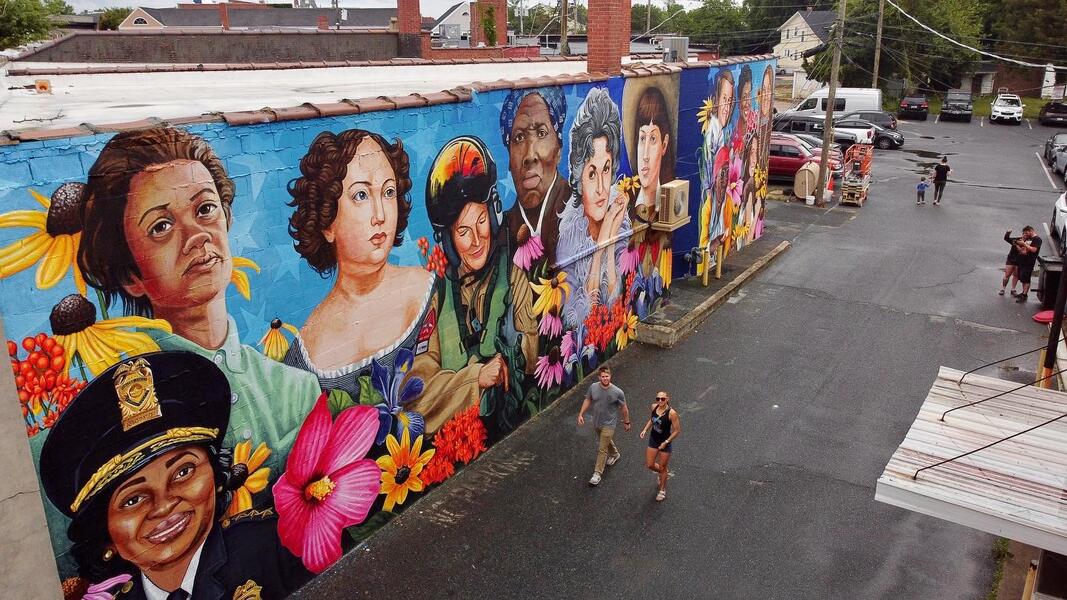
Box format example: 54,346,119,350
594,426,618,474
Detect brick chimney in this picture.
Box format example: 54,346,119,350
396,0,423,57
587,0,629,74
219,2,230,30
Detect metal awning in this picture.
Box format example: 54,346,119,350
876,366,1067,555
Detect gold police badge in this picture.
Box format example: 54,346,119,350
113,357,162,431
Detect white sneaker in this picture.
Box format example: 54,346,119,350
656,490,666,501
606,452,621,466
589,472,602,486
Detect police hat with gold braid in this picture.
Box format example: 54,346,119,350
40,351,231,521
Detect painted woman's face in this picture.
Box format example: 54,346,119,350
122,160,232,312
740,83,752,111
451,202,491,274
760,75,774,119
325,137,399,276
716,80,734,127
581,136,613,225
637,122,667,191
107,445,215,575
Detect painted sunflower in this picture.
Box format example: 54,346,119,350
49,294,172,377
615,311,638,350
258,318,300,361
227,440,271,517
376,427,434,512
530,272,571,317
229,256,261,300
0,184,87,295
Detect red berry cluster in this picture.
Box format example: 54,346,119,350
424,245,447,278
8,333,85,437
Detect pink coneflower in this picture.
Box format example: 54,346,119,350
512,224,544,271
534,347,564,389
727,156,744,207
560,330,576,362
619,240,639,276
273,395,382,574
538,306,563,338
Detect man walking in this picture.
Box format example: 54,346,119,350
932,157,951,206
1012,226,1042,303
577,366,630,486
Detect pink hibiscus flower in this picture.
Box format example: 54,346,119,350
534,347,564,389
273,394,382,574
727,156,744,207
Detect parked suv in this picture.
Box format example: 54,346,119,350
772,114,860,150
838,110,897,130
898,95,929,120
941,91,973,122
1039,102,1067,127
990,94,1024,124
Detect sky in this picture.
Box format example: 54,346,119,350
67,0,702,20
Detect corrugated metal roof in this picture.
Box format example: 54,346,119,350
876,366,1067,555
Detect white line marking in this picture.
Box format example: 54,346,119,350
1028,119,1033,129
935,113,940,123
1037,151,1060,190
980,117,984,127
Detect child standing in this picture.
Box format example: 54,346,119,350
917,177,929,205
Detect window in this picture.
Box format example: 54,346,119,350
769,145,783,156
133,17,148,25
781,146,802,157
821,98,846,111
799,98,817,110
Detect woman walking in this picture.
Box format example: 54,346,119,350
640,391,680,501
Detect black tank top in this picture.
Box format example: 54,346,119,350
651,405,672,442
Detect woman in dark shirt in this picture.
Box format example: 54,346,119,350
640,391,681,502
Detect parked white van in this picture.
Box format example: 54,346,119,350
785,88,884,117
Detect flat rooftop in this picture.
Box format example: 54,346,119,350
0,59,620,132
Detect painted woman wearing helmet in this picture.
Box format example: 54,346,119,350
408,137,538,437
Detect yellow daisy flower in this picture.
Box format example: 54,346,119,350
616,175,640,196
229,256,261,301
227,440,271,517
659,245,673,289
258,318,300,362
49,294,172,377
697,97,715,135
530,272,571,317
615,311,638,350
376,427,434,512
0,185,87,295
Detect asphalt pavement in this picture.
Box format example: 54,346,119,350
296,117,1067,600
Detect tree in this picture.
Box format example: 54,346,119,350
98,7,132,31
992,0,1067,68
0,0,53,50
43,0,71,15
804,0,990,93
631,3,666,35
676,0,749,54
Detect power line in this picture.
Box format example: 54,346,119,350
883,0,1067,71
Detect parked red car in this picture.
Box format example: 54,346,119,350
769,133,842,180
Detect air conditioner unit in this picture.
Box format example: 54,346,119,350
661,37,689,63
653,179,691,231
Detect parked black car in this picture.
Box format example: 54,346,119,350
1039,102,1067,127
1044,132,1067,165
898,96,929,120
941,91,973,122
838,110,897,130
837,118,904,149
772,114,859,150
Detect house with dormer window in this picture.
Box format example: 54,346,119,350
773,8,834,72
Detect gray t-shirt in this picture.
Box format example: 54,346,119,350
588,383,626,428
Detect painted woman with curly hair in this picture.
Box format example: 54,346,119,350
284,129,436,404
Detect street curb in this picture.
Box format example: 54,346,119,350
636,240,791,348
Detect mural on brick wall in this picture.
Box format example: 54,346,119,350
697,61,775,274
0,63,769,599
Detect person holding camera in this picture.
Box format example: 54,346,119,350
1002,226,1042,303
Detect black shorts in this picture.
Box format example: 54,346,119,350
648,437,673,453
1005,255,1018,266
1018,262,1036,282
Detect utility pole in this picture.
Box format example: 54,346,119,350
815,0,845,207
872,0,884,87
1041,255,1067,386
646,0,651,36
560,0,570,55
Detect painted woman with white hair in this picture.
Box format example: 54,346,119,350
556,87,631,330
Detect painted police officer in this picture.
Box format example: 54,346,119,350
40,351,311,599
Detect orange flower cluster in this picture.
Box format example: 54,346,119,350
582,274,636,353
9,333,85,437
424,244,447,278
423,405,488,485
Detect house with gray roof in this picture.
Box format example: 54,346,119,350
773,8,835,72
